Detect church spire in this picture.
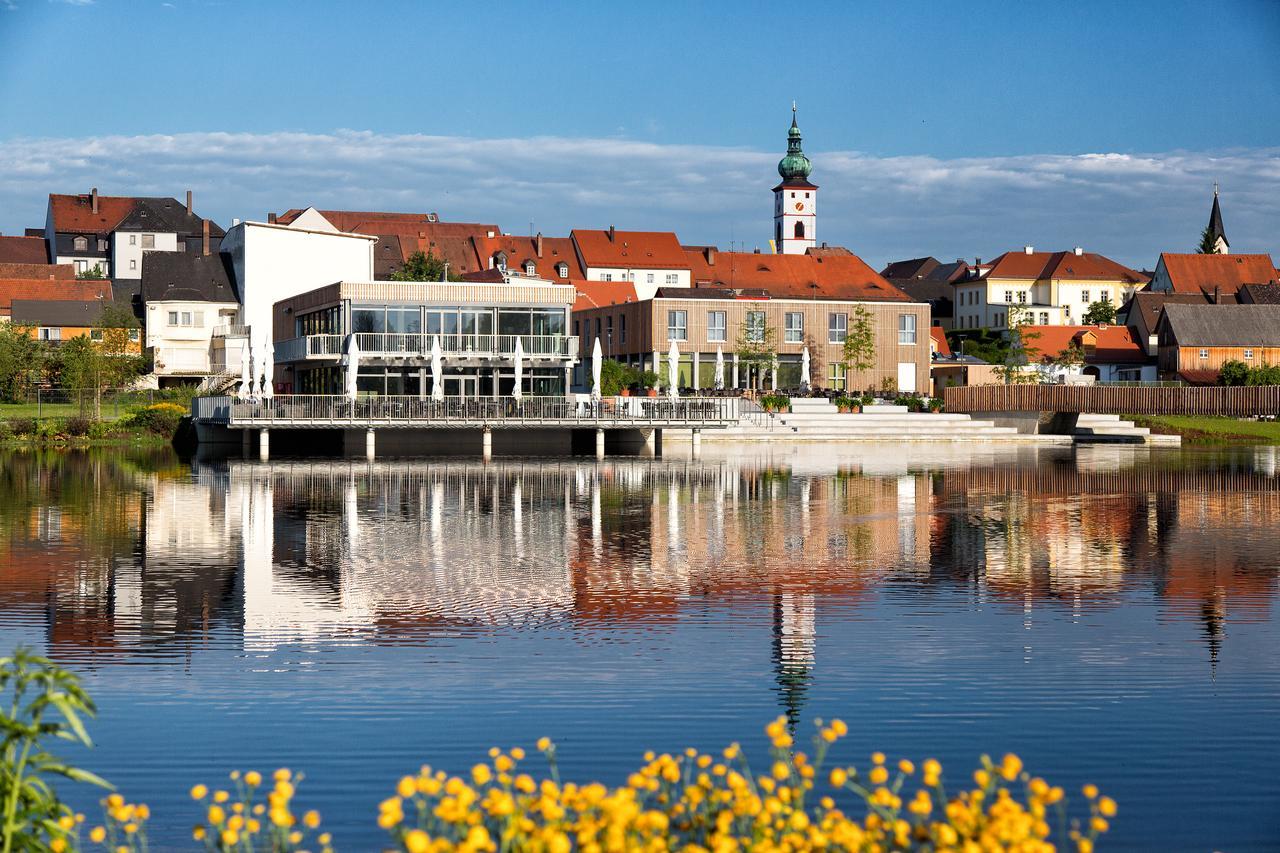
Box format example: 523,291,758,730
1207,184,1229,254
777,104,812,181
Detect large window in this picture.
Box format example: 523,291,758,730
619,314,627,345
827,362,846,391
898,314,917,344
168,310,202,327
745,311,766,343
828,312,847,343
784,312,804,343
667,310,687,341
141,234,155,249
297,306,341,336
707,311,727,343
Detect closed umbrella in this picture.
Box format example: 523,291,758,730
591,337,602,402
345,333,361,401
237,339,252,400
714,346,725,391
512,336,524,402
260,339,274,401
770,354,779,392
667,339,679,401
801,346,810,391
430,335,444,401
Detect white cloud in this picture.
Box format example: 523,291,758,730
0,129,1275,269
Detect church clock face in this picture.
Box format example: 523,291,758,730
794,201,805,212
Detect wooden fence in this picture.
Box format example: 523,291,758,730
944,384,1280,416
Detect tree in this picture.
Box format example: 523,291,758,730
735,313,776,391
1218,359,1249,386
0,324,47,403
1081,300,1116,325
1196,224,1221,255
391,250,464,282
841,305,876,387
995,305,1042,384
56,308,145,418
75,265,105,280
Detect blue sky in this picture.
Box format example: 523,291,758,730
1,0,1278,268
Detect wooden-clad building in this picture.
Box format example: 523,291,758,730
1156,303,1280,383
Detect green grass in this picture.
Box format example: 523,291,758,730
0,402,128,421
1124,414,1280,444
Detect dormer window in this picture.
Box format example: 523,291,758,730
493,252,507,271
556,262,568,278
97,239,107,252
73,236,88,251
523,260,535,275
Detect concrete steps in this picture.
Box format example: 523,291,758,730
713,399,1026,441
1073,413,1153,441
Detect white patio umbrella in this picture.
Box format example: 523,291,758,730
344,333,361,401
430,335,444,401
237,339,252,400
713,346,725,391
512,336,525,403
260,339,274,401
667,340,679,400
591,337,602,402
801,346,811,391
770,354,779,391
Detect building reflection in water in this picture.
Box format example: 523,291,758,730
2,446,1278,702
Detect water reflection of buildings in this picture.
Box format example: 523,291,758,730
2,447,1278,691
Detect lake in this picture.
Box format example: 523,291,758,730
1,442,1278,850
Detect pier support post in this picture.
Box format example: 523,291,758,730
691,428,701,459
365,428,376,460
595,428,605,461
482,427,492,463
242,428,251,457
258,429,269,462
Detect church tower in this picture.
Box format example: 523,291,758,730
1206,184,1230,255
773,104,817,254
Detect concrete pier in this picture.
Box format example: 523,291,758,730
691,428,701,459
258,429,269,461
365,428,376,460
482,428,493,462
595,428,605,460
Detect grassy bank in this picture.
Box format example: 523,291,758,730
0,402,188,447
1123,414,1280,444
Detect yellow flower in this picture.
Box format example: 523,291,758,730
510,747,526,761
273,768,291,782
106,794,124,810
829,768,848,787
1099,796,1118,817
207,805,226,825
1083,783,1099,799
1001,753,1023,781
304,810,321,828
397,775,416,798
244,770,262,787
192,826,206,841
869,766,888,785
536,737,552,752
830,719,848,736
221,828,239,846
871,752,885,765
213,790,229,804
405,829,431,853
472,763,493,785
90,827,106,843
898,759,915,775
50,840,66,853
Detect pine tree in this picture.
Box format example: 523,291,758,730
1196,224,1219,254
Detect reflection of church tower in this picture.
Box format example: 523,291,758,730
772,592,816,730
1201,586,1227,678
773,105,818,254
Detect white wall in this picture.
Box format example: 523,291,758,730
221,221,375,348
146,300,239,376
112,231,180,280
588,267,690,301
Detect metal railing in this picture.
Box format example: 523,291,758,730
274,333,578,362
212,324,250,338
194,394,739,427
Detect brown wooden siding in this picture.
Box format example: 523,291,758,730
1161,345,1280,375
945,383,1280,415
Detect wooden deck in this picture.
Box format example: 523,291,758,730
945,384,1280,417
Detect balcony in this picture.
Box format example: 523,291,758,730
275,333,578,363
212,324,250,338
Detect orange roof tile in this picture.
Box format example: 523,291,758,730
571,229,688,270
1023,324,1147,364
930,326,951,356
984,250,1144,283
0,279,112,315
572,279,637,312
473,235,584,283
278,210,498,276
47,194,137,235
1157,253,1278,294
683,249,914,302
0,263,74,280
0,236,49,265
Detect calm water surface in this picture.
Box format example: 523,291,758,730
1,442,1279,850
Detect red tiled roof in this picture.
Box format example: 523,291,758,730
1023,324,1147,364
279,210,497,276
0,236,49,265
0,279,112,315
47,194,137,235
473,235,584,282
0,263,74,280
1157,253,1279,294
983,250,1145,283
573,280,637,312
683,249,914,302
930,326,951,356
571,229,689,270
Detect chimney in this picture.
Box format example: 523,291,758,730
1024,245,1034,255
705,246,716,266
608,225,616,242
186,190,193,214
202,219,210,256
91,188,99,214
535,232,543,258
753,246,761,254
1074,246,1084,256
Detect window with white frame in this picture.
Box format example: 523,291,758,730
168,311,202,327
141,234,155,249
667,310,687,341
129,234,137,246
1039,312,1049,324
828,312,847,343
707,311,727,342
1199,349,1209,359
665,273,678,285
73,236,88,251
784,312,803,343
97,239,107,252
39,328,60,341
1244,349,1254,360
827,362,846,390
129,259,137,270
90,329,103,342
601,273,613,282
745,311,766,343
898,314,917,344
1017,291,1027,303
647,273,655,284
1100,289,1110,303
1004,290,1013,304
74,260,88,274
1082,289,1091,303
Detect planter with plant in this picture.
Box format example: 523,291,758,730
759,393,791,414
833,396,860,414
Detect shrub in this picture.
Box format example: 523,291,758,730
7,417,37,437
65,415,94,437
1218,359,1249,386
760,393,791,412
0,421,12,442
126,402,187,436
833,396,858,411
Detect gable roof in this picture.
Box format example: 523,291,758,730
277,209,497,277
880,257,939,280
1123,291,1235,336
9,299,130,327
1239,283,1280,305
116,198,224,237
572,229,689,270
0,279,113,315
0,236,49,265
1159,304,1280,347
982,250,1145,283
572,280,637,312
48,193,222,237
683,250,914,302
1023,324,1147,364
474,234,584,283
930,326,951,356
140,251,239,304
1156,253,1278,294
